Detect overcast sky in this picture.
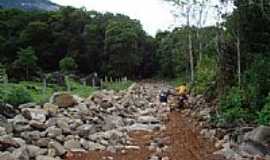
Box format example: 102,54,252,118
51,0,233,36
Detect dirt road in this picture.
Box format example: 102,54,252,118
65,82,225,160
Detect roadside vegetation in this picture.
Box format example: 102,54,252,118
0,80,133,106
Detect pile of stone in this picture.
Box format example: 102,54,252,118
0,83,168,160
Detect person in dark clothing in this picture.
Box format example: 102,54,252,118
159,89,170,103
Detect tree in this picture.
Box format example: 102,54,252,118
104,18,144,79
59,57,78,73
16,46,37,80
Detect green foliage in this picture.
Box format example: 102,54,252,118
103,80,133,92
17,47,37,68
218,87,255,124
59,57,77,73
257,94,270,125
0,7,156,79
0,84,33,106
193,55,217,94
104,19,144,78
16,46,37,80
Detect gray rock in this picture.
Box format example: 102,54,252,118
137,116,159,124
29,120,47,130
0,103,16,118
0,126,7,136
0,138,20,151
56,118,71,134
64,139,81,150
20,131,41,142
43,103,59,115
18,103,37,110
26,145,46,158
36,155,57,160
12,146,29,160
0,115,13,133
80,139,105,151
48,141,66,156
240,140,270,156
35,138,50,148
12,138,26,147
46,126,62,138
102,115,124,131
77,124,95,137
88,141,106,151
12,115,30,132
77,103,89,113
244,126,270,145
0,152,16,160
45,118,57,127
21,108,47,123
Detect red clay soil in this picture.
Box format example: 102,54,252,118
65,111,226,160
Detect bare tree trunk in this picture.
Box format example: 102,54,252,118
236,35,241,87
186,6,194,84
197,30,202,63
188,32,194,84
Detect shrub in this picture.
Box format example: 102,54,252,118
0,84,33,106
257,94,270,125
59,57,78,73
218,87,253,124
193,55,217,95
5,86,33,106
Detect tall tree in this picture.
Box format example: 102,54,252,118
16,46,37,80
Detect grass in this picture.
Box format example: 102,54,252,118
0,80,134,105
103,80,133,92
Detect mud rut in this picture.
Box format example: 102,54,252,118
65,82,225,160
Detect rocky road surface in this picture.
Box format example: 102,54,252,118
65,82,225,160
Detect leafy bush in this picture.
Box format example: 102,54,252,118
193,55,217,95
218,87,253,124
0,84,33,106
59,57,78,73
257,94,270,125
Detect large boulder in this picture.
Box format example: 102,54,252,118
239,140,270,157
50,92,77,108
244,126,270,145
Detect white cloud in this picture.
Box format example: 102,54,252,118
51,0,175,36
50,0,233,36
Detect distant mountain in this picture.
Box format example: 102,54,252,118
0,0,60,11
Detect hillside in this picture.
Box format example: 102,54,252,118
0,0,59,11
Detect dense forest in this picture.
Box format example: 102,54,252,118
1,0,270,125
0,7,156,80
